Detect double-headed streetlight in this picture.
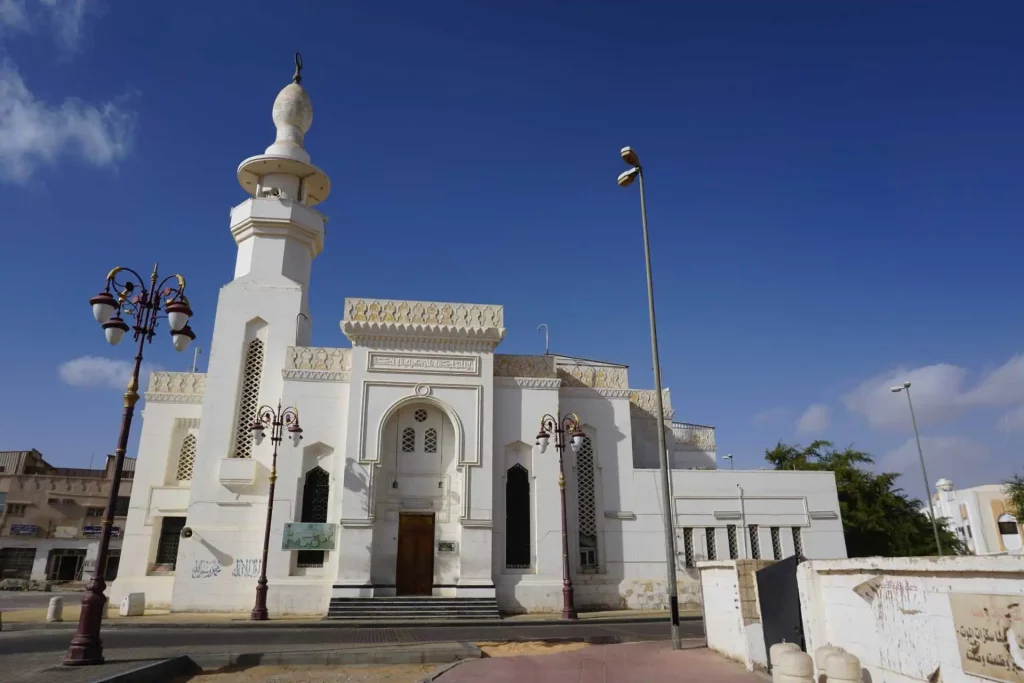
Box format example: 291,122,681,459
536,413,586,620
723,454,735,470
249,401,303,620
617,146,681,650
66,265,195,666
890,381,943,556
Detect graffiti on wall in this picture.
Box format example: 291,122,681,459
191,559,221,579
232,558,261,578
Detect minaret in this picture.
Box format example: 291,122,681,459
171,55,331,612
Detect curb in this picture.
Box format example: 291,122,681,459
0,613,699,632
89,643,482,682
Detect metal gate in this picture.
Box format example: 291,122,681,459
756,555,805,670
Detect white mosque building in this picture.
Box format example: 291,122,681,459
110,65,847,617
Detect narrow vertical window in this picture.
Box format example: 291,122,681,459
401,427,415,452
770,527,782,560
175,434,196,481
705,527,717,561
576,436,598,570
233,338,264,459
792,527,803,559
749,525,761,559
505,464,531,568
297,467,329,568
682,528,694,568
424,428,438,453
727,525,738,559
154,517,186,570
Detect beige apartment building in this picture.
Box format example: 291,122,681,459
0,449,134,583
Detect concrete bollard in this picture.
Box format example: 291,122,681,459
814,645,845,683
771,643,804,683
46,596,63,623
775,650,815,683
825,651,862,683
119,592,145,617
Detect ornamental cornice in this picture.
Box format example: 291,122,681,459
341,298,505,347
344,332,500,353
287,346,352,371
672,422,716,452
494,354,556,378
145,372,206,403
495,377,562,389
629,389,675,420
282,369,351,382
560,387,632,399
555,362,628,389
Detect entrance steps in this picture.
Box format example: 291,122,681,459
326,596,501,621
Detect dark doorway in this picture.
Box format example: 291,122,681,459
505,464,530,568
396,513,435,596
297,467,330,568
756,555,805,670
46,548,86,581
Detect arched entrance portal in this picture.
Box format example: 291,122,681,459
372,401,459,596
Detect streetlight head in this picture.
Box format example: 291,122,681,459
171,324,196,352
90,291,117,324
102,317,129,346
288,423,303,447
165,300,193,333
535,428,550,453
617,167,639,187
903,381,912,389
890,386,902,393
251,421,266,446
620,146,640,167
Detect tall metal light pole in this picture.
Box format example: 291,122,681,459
891,381,943,556
248,401,303,620
723,454,734,470
67,265,196,666
536,413,587,620
617,146,681,650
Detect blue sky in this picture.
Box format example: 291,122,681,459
1,1,1021,502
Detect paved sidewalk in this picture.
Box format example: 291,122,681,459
438,641,758,682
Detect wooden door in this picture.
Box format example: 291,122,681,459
396,513,435,596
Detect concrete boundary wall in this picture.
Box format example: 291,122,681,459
797,556,1024,683
698,559,776,671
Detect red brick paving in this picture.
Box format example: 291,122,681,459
439,641,762,682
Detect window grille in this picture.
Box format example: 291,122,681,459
576,436,598,569
705,527,717,560
414,409,428,422
175,434,196,481
792,527,803,558
749,525,760,559
154,517,186,568
232,338,264,459
682,528,694,568
771,527,782,560
297,467,330,568
401,427,416,453
424,428,438,453
727,525,738,559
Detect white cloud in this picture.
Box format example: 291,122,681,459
59,356,160,390
842,354,1024,431
0,61,134,182
0,0,88,50
881,436,990,496
752,407,790,425
796,404,831,434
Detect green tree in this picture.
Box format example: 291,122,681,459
1003,473,1024,520
765,440,967,557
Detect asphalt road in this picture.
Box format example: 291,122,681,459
0,591,82,612
0,619,704,656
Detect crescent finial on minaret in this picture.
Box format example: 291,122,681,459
293,52,303,85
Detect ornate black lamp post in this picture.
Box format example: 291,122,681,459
65,265,195,666
535,413,586,621
248,401,303,620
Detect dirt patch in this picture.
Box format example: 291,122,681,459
475,641,590,658
169,663,437,682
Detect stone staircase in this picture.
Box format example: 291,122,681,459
326,596,501,622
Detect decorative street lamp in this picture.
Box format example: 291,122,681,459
617,146,681,650
66,265,195,667
249,401,303,620
535,413,586,620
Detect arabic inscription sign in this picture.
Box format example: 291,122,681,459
950,592,1024,683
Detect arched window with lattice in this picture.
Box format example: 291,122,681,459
175,434,196,481
401,427,416,453
576,435,599,570
424,428,438,453
232,338,264,459
297,467,330,568
505,464,531,568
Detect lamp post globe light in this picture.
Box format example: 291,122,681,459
890,381,944,556
617,146,681,650
535,413,586,620
66,265,195,667
249,401,303,620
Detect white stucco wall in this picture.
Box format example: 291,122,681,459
798,556,1024,683
699,560,773,671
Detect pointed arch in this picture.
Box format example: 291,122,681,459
505,463,531,568
298,466,330,567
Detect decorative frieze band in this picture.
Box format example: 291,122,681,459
368,352,480,376
494,355,556,378
672,422,716,452
495,377,562,389
629,389,675,419
145,372,206,404
556,363,628,389
284,346,352,383
561,387,632,399
342,298,506,347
